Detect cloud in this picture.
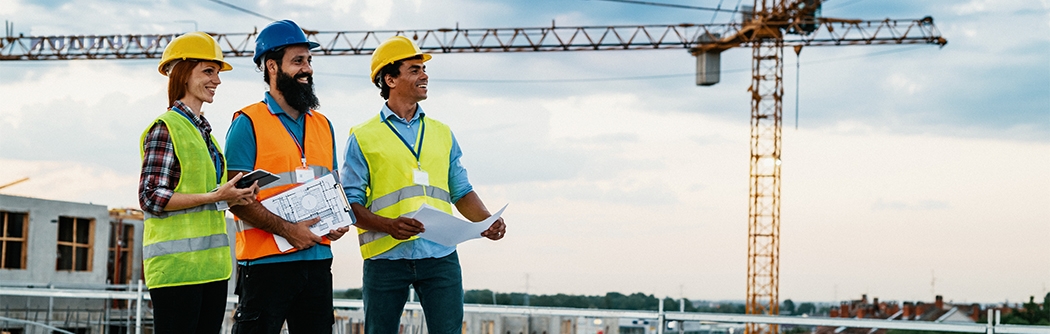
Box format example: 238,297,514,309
872,199,950,211
359,0,392,27
885,73,922,96
0,159,138,207
3,0,1049,303
0,0,20,15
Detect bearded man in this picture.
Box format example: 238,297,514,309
224,20,348,334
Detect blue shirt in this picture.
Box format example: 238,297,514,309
225,92,338,265
340,104,473,260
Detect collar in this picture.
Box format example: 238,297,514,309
380,103,425,123
171,100,211,132
264,92,313,117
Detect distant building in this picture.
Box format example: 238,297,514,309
0,194,240,333
0,194,144,286
818,294,984,334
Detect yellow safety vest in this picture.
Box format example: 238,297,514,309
350,113,454,259
139,110,231,289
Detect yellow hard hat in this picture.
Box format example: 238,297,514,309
158,31,233,76
370,36,432,83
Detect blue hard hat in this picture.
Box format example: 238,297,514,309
253,20,321,65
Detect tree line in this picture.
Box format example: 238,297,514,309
336,288,748,313
995,293,1050,326
336,288,1048,326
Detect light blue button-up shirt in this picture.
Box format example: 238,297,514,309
340,104,472,260
225,92,337,265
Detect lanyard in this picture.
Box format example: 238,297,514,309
278,113,309,168
383,114,425,169
172,106,224,181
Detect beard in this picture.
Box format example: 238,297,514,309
275,68,320,113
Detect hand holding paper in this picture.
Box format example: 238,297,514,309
413,203,508,246
261,174,357,252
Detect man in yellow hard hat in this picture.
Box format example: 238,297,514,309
340,35,507,333
225,20,349,334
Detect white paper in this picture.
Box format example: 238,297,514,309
260,173,356,252
412,203,507,247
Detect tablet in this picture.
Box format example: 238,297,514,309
236,169,280,189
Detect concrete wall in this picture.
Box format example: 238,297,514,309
1,194,111,285
0,193,263,300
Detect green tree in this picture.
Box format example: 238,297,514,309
1000,295,1050,326
460,289,748,313
782,326,810,334
1044,292,1050,324
782,299,796,315
796,302,816,316
464,289,498,304
694,302,746,314
336,288,362,299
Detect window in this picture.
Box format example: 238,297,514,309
56,216,94,271
483,320,496,334
1,211,28,269
560,320,573,334
107,222,134,284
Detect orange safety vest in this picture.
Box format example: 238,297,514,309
232,102,334,261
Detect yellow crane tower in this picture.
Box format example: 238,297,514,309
0,2,946,332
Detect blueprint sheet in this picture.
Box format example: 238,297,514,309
261,173,356,252
413,203,507,247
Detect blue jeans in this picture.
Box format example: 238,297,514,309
363,251,463,334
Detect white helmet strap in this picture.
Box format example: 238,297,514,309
163,59,182,76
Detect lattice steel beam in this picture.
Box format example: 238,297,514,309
745,33,784,334
0,19,944,61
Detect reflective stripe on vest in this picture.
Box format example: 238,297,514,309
259,166,330,191
143,233,230,259
350,113,455,259
369,185,451,213
143,202,220,220
138,110,231,289
232,102,335,261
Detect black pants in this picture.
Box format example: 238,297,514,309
149,279,229,334
232,258,334,334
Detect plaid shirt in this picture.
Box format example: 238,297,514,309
138,101,225,215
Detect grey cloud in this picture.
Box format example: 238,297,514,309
0,93,155,175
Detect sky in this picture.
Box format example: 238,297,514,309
1,0,1048,305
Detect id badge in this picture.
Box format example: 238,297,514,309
413,169,429,186
295,167,315,183
215,200,229,211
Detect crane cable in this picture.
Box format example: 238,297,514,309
588,0,740,13
208,0,277,22
794,45,802,130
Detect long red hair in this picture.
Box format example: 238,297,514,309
166,60,201,108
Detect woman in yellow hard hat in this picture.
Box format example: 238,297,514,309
137,31,256,334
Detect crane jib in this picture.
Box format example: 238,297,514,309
0,19,944,61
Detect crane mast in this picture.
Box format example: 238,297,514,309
745,1,789,332
0,5,945,333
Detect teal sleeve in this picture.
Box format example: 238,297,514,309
224,113,257,172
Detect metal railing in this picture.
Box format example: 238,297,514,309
2,284,1047,334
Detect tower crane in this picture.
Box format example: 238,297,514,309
0,2,946,333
